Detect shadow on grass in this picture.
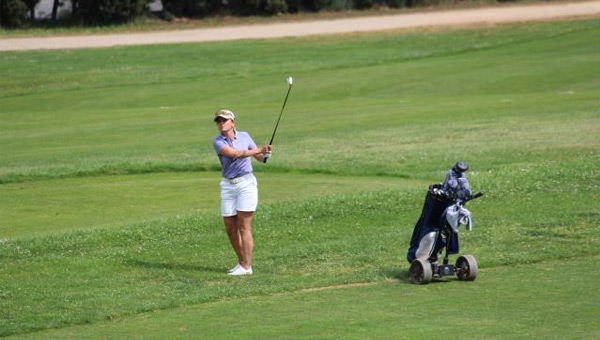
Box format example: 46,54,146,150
124,259,223,273
381,267,459,285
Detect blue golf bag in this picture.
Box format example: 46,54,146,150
407,162,473,264
406,184,459,263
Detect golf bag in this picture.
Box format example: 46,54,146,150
407,184,459,263
406,162,474,264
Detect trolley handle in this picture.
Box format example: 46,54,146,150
465,191,484,202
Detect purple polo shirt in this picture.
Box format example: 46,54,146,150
213,130,257,179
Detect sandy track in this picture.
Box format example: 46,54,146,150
1,1,599,51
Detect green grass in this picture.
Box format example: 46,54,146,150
0,172,423,238
1,190,598,337
1,20,598,182
1,18,599,338
7,257,600,340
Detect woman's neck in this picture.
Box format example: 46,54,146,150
222,129,236,141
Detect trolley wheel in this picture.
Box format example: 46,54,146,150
456,255,478,281
410,259,433,285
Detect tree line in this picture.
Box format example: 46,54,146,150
1,0,513,29
1,0,146,28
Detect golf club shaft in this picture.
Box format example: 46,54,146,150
269,84,292,145
264,83,292,163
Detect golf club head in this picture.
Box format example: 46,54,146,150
287,77,293,85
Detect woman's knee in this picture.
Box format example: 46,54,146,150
224,216,238,231
236,212,254,230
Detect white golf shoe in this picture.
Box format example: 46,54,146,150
228,263,241,273
228,266,253,276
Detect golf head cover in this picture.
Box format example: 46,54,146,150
453,161,469,173
442,163,471,200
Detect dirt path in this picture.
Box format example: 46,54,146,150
1,1,599,51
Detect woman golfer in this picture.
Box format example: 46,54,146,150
213,109,272,276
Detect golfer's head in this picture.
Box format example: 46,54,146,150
214,109,235,124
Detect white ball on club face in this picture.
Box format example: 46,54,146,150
287,77,293,85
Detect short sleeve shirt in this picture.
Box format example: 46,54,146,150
213,130,257,179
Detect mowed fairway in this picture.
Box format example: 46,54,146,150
8,257,600,340
1,18,599,338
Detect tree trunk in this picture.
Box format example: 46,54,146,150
51,0,60,21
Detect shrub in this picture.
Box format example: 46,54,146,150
300,0,331,12
241,0,288,15
260,0,288,14
0,0,28,28
329,0,351,11
161,0,214,17
353,0,373,9
77,0,150,25
385,0,406,8
219,0,286,15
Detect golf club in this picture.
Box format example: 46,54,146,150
263,76,293,163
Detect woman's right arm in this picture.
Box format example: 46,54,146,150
219,145,270,159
